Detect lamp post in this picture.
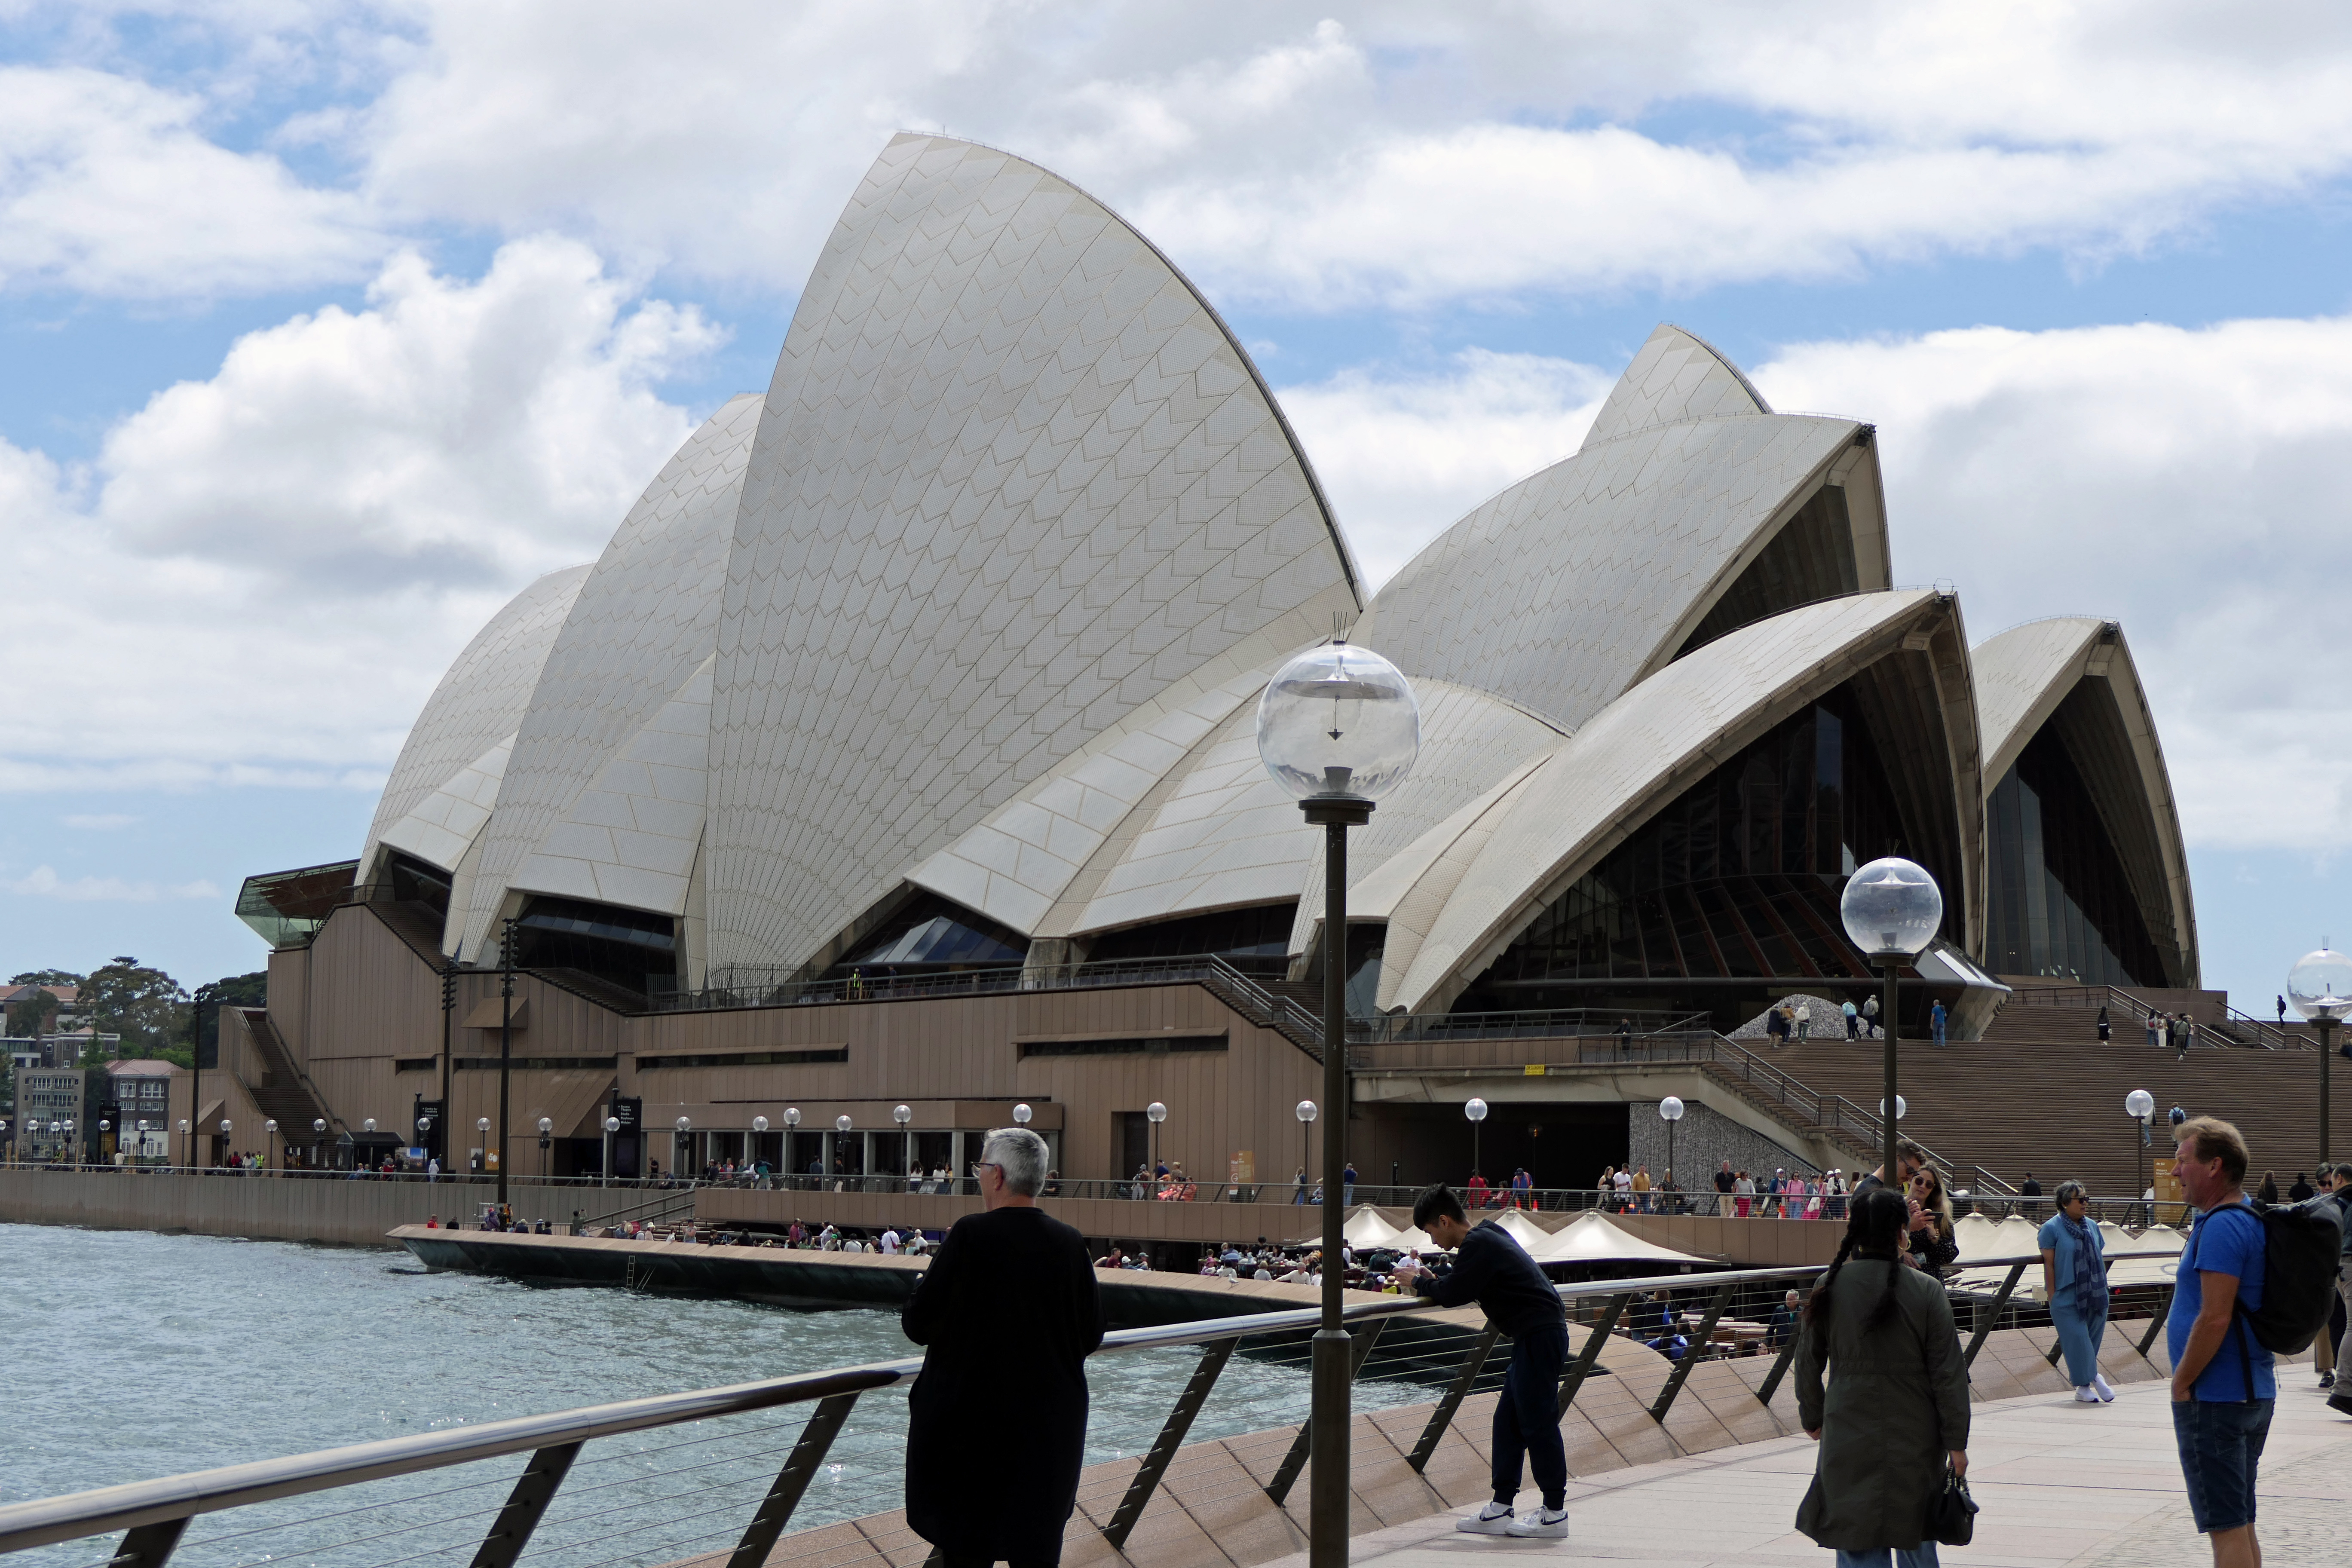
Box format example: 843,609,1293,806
477,1116,490,1180
218,1120,231,1172
1838,857,1944,1188
360,1118,372,1170
2125,1089,2154,1226
538,1116,554,1181
676,1116,693,1183
2287,944,2351,1164
1255,632,1420,1568
1465,1096,1488,1190
1657,1096,1684,1198
753,1115,770,1185
1146,1101,1167,1188
603,1116,621,1189
784,1107,801,1188
439,959,458,1174
1296,1099,1316,1193
97,1119,110,1167
313,1116,327,1171
835,1115,852,1189
178,1119,190,1171
266,1118,279,1172
497,918,517,1210
894,1103,913,1188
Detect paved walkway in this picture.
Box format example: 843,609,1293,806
1257,1375,2352,1568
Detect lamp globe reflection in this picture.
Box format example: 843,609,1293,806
1839,856,1943,958
2287,946,2352,1022
2126,1090,2155,1121
1254,640,1420,801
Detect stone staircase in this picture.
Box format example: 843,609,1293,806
239,1008,337,1138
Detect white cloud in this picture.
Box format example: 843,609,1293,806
0,238,716,785
60,814,140,830
1748,318,2352,854
0,63,383,297
3,865,219,901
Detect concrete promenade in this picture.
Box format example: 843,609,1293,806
1262,1375,2352,1568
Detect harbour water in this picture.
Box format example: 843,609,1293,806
0,1224,1418,1568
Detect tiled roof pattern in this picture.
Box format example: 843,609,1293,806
1580,323,1772,450
361,565,590,880
1971,617,2105,787
459,395,761,955
702,135,1359,972
375,734,514,875
1384,590,1944,1014
1356,411,1859,732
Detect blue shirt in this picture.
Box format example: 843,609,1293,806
2036,1213,2104,1301
2168,1201,2274,1402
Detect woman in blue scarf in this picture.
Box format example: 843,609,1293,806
2037,1180,2113,1402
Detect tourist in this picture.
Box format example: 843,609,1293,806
1522,1168,1540,1209
426,1155,439,1182
1096,1243,1125,1269
1343,1161,1357,1207
1904,1165,1960,1279
1767,1288,1800,1347
1843,998,1859,1040
1596,1164,1617,1209
1822,1170,1847,1222
1929,998,1947,1047
1617,1016,1634,1056
1714,1160,1736,1216
1467,1170,1489,1210
2020,1173,2043,1220
1659,1170,1683,1214
902,1125,1104,1568
1795,999,1812,1043
1399,1183,1571,1539
1862,994,1880,1037
1734,1170,1755,1217
2039,1180,2113,1403
879,1226,901,1255
1853,1141,1926,1201
1631,1164,1652,1212
2256,1171,2278,1207
425,1214,439,1228
2327,1164,2352,1412
2166,1116,2272,1568
2097,1005,2111,1043
1795,1188,1969,1566
2147,1013,2162,1050
1292,1166,1308,1204
2289,1172,2314,1203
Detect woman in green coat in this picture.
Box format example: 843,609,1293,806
1795,1188,1971,1567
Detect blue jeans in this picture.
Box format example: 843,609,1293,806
2171,1397,2272,1533
1835,1549,1938,1568
2051,1293,2107,1386
1494,1320,1569,1509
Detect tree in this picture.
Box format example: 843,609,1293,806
79,958,189,1059
5,987,61,1038
11,968,85,986
187,973,267,1066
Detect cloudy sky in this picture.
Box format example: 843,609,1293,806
3,2,2348,1008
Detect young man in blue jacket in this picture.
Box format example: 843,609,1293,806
1402,1184,1571,1539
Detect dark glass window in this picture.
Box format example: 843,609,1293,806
836,893,1028,974
1086,902,1299,973
513,897,677,997
1455,686,1938,1011
385,850,453,917
1984,729,2164,985
1674,485,1862,661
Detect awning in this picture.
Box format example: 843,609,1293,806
1524,1212,1714,1267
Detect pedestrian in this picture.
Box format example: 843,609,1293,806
1929,998,1947,1046
1714,1159,1737,1216
2326,1163,2352,1410
1467,1169,1489,1209
1854,1141,1926,1200
2257,1170,2278,1207
1904,1164,1960,1279
1617,1016,1634,1056
1767,1287,1801,1347
2277,994,2288,1025
1795,999,1812,1042
2020,1172,2042,1221
426,1155,439,1183
2165,1116,2272,1567
1343,1161,1357,1208
2289,1172,2314,1204
1401,1184,1572,1539
2096,1005,2110,1043
1609,1164,1631,1210
1844,998,1859,1040
1734,1170,1756,1217
1795,1188,1970,1568
2147,1013,2162,1049
1632,1164,1652,1212
902,1126,1105,1568
2038,1180,2113,1403
1862,994,1880,1037
1292,1166,1307,1205
1597,1164,1617,1208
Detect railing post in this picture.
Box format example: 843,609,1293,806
1103,1337,1236,1547
1558,1292,1628,1415
109,1517,188,1568
2138,1286,2175,1358
1962,1262,2027,1369
1649,1280,1734,1422
1754,1323,1802,1408
1264,1320,1385,1506
727,1392,861,1568
1406,1325,1501,1472
469,1442,580,1568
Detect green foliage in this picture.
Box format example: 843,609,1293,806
187,972,268,1064
5,988,60,1037
79,958,189,1058
11,969,85,986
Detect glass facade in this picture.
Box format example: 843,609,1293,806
384,850,453,918
1984,729,2164,985
1455,689,1933,1011
234,860,361,949
837,892,1029,974
514,896,679,996
1087,902,1299,972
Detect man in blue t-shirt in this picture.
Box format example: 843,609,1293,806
2165,1115,2272,1568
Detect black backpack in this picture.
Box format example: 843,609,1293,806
2188,1196,2346,1356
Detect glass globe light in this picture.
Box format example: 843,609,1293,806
753,1115,769,1134
537,1117,553,1134
1146,1101,1167,1124
314,1118,328,1133
179,1119,190,1133
893,1104,912,1126
1295,1100,1317,1124
783,1107,801,1128
2287,946,2352,1022
477,1117,490,1133
835,1115,852,1133
2125,1089,2155,1121
1658,1096,1685,1123
1464,1097,1488,1124
1879,1096,1908,1121
219,1120,231,1136
675,1116,692,1133
1254,641,1421,802
1012,1103,1032,1125
362,1118,375,1133
1840,857,1943,958
605,1117,621,1134
98,1119,110,1133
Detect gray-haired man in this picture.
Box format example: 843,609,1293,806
903,1127,1104,1568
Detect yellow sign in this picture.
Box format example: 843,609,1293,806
1524,1064,1547,1076
1230,1151,1255,1183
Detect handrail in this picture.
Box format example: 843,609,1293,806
0,1248,2131,1558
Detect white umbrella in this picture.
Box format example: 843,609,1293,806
1343,1206,1402,1247
1526,1212,1714,1267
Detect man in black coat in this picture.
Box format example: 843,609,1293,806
1400,1184,1571,1539
903,1127,1104,1568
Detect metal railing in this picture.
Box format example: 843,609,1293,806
0,1245,2175,1568
2006,984,2306,1051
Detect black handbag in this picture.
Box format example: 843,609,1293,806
1927,1463,1978,1546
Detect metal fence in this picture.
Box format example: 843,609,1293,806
0,1247,2174,1568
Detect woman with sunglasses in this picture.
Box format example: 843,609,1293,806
1903,1166,1960,1280
2037,1180,2114,1402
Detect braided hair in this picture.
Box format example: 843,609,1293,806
1800,1188,1910,1354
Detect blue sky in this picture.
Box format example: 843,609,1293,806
3,3,2349,1008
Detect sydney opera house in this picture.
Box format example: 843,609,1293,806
217,135,2198,1193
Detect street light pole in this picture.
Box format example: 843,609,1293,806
1465,1096,1487,1191
497,919,516,1210
2287,945,2349,1167
1658,1096,1684,1200
440,960,457,1173
1838,858,1944,1188
2125,1090,2154,1225
1146,1100,1167,1190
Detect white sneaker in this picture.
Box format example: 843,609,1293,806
2074,1385,2101,1403
1505,1508,1571,1539
2093,1374,2115,1402
1458,1503,1515,1535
